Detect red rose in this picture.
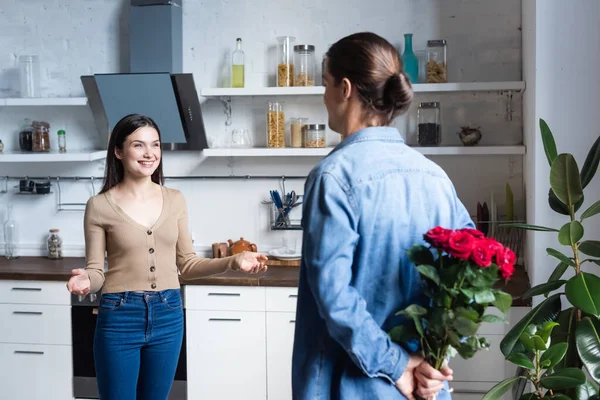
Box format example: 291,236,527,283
446,231,476,259
480,238,503,253
470,240,494,268
459,228,485,239
424,226,452,249
496,247,517,278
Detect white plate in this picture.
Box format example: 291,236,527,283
269,249,302,260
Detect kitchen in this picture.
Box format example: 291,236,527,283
0,0,599,399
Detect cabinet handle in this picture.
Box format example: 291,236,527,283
290,320,296,323
11,287,42,292
208,293,240,297
14,350,44,355
288,294,298,298
13,311,43,315
208,318,241,322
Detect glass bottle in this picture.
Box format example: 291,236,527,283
231,38,245,88
47,229,63,259
57,129,67,153
276,36,296,87
4,204,18,259
402,34,419,84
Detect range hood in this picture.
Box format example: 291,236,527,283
81,0,208,150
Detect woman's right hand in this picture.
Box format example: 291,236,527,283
66,268,91,296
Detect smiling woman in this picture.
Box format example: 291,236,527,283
65,113,270,399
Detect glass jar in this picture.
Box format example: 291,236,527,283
57,129,67,153
19,118,33,152
304,124,326,148
426,40,447,83
47,229,63,259
19,55,40,98
277,36,296,87
267,102,285,148
32,120,51,152
290,117,307,148
417,102,441,146
294,45,316,86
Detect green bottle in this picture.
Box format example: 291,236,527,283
402,34,419,84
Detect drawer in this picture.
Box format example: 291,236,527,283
0,280,70,305
266,287,298,312
0,304,71,345
185,285,266,311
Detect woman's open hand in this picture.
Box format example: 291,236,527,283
238,252,268,274
66,268,91,296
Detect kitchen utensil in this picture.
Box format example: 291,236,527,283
227,237,257,255
269,249,301,261
231,128,252,148
212,242,229,258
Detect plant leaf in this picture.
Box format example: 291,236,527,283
576,316,600,385
475,289,496,304
540,118,558,166
547,248,575,266
493,291,513,315
550,153,584,207
551,308,578,371
507,353,535,369
549,262,570,282
453,316,479,336
500,293,562,357
521,280,567,299
558,221,584,246
388,324,418,344
549,395,573,400
565,272,600,318
579,241,600,258
581,199,600,221
482,376,528,400
499,222,559,232
540,342,568,369
576,380,600,399
580,135,600,189
520,394,538,400
416,264,440,285
481,314,506,324
549,188,585,215
541,368,586,390
407,245,435,267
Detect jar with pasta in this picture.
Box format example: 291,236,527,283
290,117,307,148
277,36,295,87
267,102,285,148
304,124,326,148
32,120,51,152
426,40,448,83
294,45,316,86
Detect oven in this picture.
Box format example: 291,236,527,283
71,290,187,399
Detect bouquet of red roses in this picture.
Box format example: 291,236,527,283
389,226,516,372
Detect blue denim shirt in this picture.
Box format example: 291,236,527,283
291,127,474,399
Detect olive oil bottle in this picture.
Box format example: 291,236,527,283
231,38,245,88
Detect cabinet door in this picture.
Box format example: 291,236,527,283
0,343,72,400
187,310,267,400
266,312,296,400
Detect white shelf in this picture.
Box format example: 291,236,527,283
200,81,525,98
0,151,106,162
0,97,88,106
202,145,525,157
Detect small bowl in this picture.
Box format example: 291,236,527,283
35,181,51,194
458,126,482,146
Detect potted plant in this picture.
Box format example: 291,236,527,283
483,119,600,399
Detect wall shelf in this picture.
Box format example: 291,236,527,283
202,145,526,158
0,151,106,162
200,81,525,98
0,97,88,106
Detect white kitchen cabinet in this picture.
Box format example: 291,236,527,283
186,310,267,400
266,312,296,400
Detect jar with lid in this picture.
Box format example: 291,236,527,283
294,45,316,86
267,102,285,147
304,124,326,148
47,229,63,259
32,120,51,152
19,118,33,151
417,102,441,146
290,117,307,148
277,36,296,87
57,129,67,153
426,40,447,83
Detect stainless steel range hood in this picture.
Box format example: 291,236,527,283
81,0,208,150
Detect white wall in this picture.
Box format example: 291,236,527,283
0,0,524,257
523,0,600,288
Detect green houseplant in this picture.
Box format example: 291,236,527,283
483,119,600,399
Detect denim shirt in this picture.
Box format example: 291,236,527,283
291,127,474,400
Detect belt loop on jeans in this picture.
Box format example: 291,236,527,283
123,292,129,303
158,290,165,302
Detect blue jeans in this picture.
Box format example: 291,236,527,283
94,289,184,400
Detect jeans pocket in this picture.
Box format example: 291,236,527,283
100,293,123,311
162,290,183,310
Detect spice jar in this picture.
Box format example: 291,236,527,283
57,129,67,153
32,120,51,152
267,101,285,148
426,40,447,83
417,102,441,146
290,117,307,148
47,229,63,259
277,36,296,87
294,45,316,86
304,124,326,148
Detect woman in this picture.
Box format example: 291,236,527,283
291,32,473,400
66,114,268,399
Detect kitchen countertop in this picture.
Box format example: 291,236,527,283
0,257,531,306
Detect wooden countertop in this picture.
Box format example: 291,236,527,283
0,257,531,306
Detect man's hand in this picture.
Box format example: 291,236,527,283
415,361,453,399
395,354,423,400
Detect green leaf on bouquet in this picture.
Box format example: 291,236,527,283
460,288,475,302
540,368,586,390
493,291,513,314
455,307,479,322
475,289,496,304
439,263,462,287
453,316,479,336
416,264,440,285
482,376,528,400
507,353,535,369
481,314,506,324
388,324,418,344
395,304,427,337
540,342,568,369
407,245,435,266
